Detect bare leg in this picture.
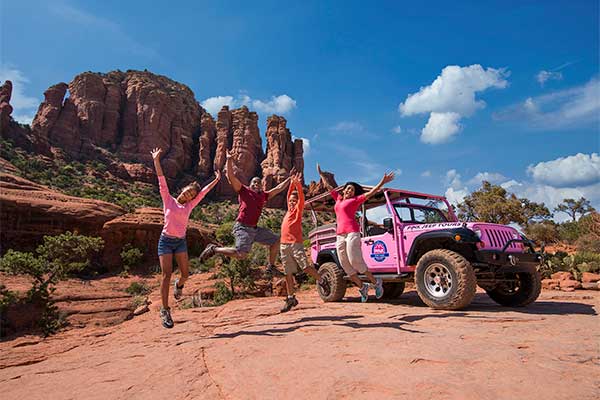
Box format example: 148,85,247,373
174,252,190,287
304,265,321,281
159,254,174,309
364,271,378,285
214,247,248,259
285,273,295,296
268,239,280,265
348,273,363,288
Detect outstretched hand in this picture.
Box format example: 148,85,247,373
215,169,222,181
151,147,162,160
382,171,395,185
316,163,323,176
226,150,234,160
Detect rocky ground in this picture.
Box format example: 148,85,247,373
1,275,598,400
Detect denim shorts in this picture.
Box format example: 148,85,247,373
157,234,187,256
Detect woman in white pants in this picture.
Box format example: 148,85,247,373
317,164,395,302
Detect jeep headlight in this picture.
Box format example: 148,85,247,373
474,229,482,239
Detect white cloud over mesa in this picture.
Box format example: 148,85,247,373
494,76,600,129
443,152,600,222
0,65,39,125
398,64,509,144
201,93,297,116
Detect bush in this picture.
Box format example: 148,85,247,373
215,222,235,245
219,258,257,296
213,281,233,305
120,244,144,275
576,233,600,253
125,281,151,296
557,221,580,243
0,232,104,335
190,257,215,273
525,222,558,244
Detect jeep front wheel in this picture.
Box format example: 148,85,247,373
317,262,347,302
415,249,476,310
485,267,541,307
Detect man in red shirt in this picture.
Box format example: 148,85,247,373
200,151,292,277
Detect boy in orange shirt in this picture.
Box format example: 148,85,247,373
279,173,322,312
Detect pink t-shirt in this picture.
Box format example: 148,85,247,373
159,176,210,238
331,190,366,234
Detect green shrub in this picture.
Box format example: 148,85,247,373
575,234,600,253
213,281,233,306
525,222,559,244
125,281,151,296
190,257,215,273
216,222,235,245
120,244,144,275
557,221,580,243
219,258,257,296
0,232,104,335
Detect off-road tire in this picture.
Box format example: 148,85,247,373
415,249,476,310
317,262,347,302
381,282,405,299
485,266,541,307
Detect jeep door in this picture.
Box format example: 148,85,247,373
360,204,399,272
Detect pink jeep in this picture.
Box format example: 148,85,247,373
306,186,542,310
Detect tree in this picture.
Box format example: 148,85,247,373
554,197,596,222
457,181,550,225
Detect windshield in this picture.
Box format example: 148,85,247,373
393,204,448,224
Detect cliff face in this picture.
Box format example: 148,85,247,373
1,70,306,204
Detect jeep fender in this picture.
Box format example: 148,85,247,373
316,249,341,268
406,227,480,265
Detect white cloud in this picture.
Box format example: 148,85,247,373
392,125,402,134
12,114,35,125
421,170,432,177
292,136,310,156
494,77,600,129
201,93,297,116
201,96,234,115
0,66,39,110
536,70,563,86
445,187,469,205
421,112,462,144
331,121,364,132
444,169,469,205
398,64,508,144
527,153,600,188
467,171,508,186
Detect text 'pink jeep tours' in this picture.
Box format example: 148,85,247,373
306,186,543,310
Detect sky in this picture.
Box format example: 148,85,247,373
1,0,599,219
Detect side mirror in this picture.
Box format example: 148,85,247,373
383,218,393,232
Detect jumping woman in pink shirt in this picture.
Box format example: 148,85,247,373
317,164,394,302
151,147,221,328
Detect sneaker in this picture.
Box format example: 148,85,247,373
173,278,183,300
265,263,285,278
199,243,216,262
160,307,174,329
374,278,384,299
280,296,299,313
359,283,370,303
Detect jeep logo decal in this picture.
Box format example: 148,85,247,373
405,222,463,231
370,240,389,262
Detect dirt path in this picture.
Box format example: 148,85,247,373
1,288,598,400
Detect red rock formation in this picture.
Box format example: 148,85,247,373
197,109,217,180
30,71,202,180
307,169,338,198
0,80,13,132
261,115,304,207
0,170,125,252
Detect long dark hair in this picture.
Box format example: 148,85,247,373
343,181,364,196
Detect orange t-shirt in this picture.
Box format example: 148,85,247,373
280,180,304,244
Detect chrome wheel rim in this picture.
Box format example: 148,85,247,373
424,263,453,298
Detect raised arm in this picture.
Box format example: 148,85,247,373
151,147,164,177
364,171,395,200
293,173,305,211
187,170,221,209
266,175,292,200
225,151,242,193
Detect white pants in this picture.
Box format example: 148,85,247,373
336,232,368,276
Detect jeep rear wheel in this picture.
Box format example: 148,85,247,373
317,262,347,302
415,249,476,310
485,267,541,307
381,282,405,299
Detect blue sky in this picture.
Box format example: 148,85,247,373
1,0,599,217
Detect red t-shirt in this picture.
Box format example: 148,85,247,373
331,190,366,234
237,185,269,227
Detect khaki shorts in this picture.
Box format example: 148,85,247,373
336,232,368,275
280,243,309,275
